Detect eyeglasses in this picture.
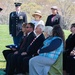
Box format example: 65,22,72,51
25,26,32,28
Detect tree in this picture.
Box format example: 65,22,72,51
57,0,75,29
21,2,42,21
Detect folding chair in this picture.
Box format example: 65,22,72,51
48,53,63,75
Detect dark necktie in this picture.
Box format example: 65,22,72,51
20,36,27,49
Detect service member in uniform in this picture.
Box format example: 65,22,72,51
9,2,27,46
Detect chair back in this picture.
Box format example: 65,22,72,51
48,53,63,75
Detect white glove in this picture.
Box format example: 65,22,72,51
10,34,12,37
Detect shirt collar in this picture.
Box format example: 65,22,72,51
36,34,41,38
27,32,32,36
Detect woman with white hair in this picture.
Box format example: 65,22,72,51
44,26,53,38
29,25,65,75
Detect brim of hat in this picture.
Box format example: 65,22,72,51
32,13,42,17
51,8,58,10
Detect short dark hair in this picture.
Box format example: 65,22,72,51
71,23,75,28
22,23,27,28
28,23,35,30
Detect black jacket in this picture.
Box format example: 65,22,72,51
9,11,27,37
45,14,63,27
27,33,45,55
18,32,36,53
65,34,75,54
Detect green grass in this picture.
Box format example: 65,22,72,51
0,25,71,69
0,25,13,69
63,30,71,39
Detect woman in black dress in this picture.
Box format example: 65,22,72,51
63,23,75,75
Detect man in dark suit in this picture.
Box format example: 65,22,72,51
2,23,27,73
5,23,36,75
9,2,27,46
2,23,27,61
16,24,45,74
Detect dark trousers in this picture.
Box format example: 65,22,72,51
23,56,32,73
5,53,30,75
68,56,75,75
16,55,32,74
16,55,26,74
63,51,75,75
2,50,14,61
63,51,71,72
6,53,20,75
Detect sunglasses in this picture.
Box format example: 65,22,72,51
25,26,32,28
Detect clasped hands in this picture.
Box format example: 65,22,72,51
70,50,75,56
14,51,27,56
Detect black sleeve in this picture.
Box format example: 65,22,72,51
39,38,62,53
45,16,49,26
23,13,27,23
22,34,36,52
9,13,12,34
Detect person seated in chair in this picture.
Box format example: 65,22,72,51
63,23,75,75
29,25,65,75
16,24,45,74
2,23,27,61
5,23,36,75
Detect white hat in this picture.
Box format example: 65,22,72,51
51,6,58,10
32,10,42,17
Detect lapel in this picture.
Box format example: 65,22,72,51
15,11,21,17
30,33,44,45
51,14,59,22
36,34,43,41
18,12,21,16
27,32,33,38
53,14,59,21
26,32,34,41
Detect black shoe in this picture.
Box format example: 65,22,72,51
3,69,6,72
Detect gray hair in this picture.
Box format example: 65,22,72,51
37,24,45,32
44,26,53,36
